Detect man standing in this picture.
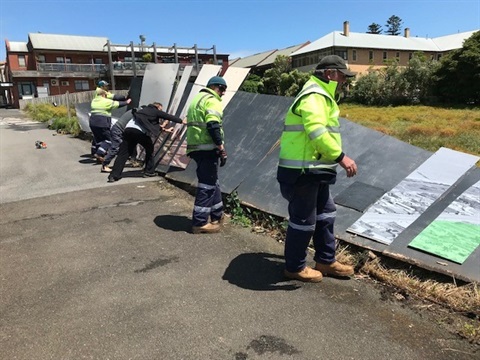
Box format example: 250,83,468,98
186,76,228,234
89,80,130,162
277,55,358,283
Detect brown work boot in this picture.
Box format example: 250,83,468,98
284,267,323,283
315,261,354,277
192,223,221,234
211,214,226,225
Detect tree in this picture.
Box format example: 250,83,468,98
367,23,382,34
433,31,480,104
262,55,292,94
239,74,264,93
385,15,403,36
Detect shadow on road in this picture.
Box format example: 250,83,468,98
223,252,300,291
154,214,191,232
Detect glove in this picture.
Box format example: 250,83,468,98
217,148,227,167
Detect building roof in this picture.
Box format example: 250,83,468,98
291,30,478,56
8,42,28,52
256,42,310,67
431,31,477,51
28,33,109,52
231,49,277,68
228,42,311,69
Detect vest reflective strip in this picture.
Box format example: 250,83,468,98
188,122,207,127
212,201,223,210
198,182,216,190
284,124,340,137
206,109,222,118
278,159,335,168
288,221,316,232
187,144,217,151
194,205,211,213
316,212,337,221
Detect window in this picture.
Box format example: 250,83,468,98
217,59,224,66
65,57,72,63
409,53,413,60
334,50,347,60
18,82,33,96
94,58,103,64
56,57,64,63
383,51,388,60
352,50,357,61
18,55,26,67
74,80,90,91
396,52,400,59
61,81,69,86
437,54,442,61
38,55,46,63
369,51,374,61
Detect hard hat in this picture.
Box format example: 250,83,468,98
206,76,227,88
97,80,109,87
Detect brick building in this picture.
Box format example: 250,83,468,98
4,33,229,108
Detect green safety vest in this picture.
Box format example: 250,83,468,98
186,88,224,154
278,76,342,174
90,94,119,116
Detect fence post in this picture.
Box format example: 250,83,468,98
65,91,71,120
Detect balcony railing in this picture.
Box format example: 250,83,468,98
36,63,107,72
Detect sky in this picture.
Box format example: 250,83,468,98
0,0,479,61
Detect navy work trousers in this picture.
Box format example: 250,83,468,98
110,128,154,179
280,175,337,273
103,124,124,165
190,151,224,227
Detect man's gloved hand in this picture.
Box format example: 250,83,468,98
217,148,227,167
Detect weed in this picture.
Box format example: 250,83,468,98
24,103,80,136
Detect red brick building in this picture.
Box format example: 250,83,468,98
4,33,229,108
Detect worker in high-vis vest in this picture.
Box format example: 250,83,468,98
277,55,358,283
89,80,131,162
186,76,228,234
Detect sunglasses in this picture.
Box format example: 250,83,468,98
218,85,227,92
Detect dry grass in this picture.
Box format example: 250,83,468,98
340,104,480,157
335,244,480,343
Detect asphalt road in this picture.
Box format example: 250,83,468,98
0,109,477,360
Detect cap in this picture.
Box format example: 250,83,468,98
206,76,227,88
315,55,355,77
97,80,109,87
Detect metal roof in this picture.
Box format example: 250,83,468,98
8,42,28,52
291,30,478,56
431,31,477,51
28,33,109,52
230,49,277,68
256,42,310,67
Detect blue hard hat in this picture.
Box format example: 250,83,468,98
206,76,227,88
97,80,109,87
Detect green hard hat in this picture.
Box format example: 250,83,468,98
207,76,227,88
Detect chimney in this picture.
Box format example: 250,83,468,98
404,28,410,38
343,21,350,37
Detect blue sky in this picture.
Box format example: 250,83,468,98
1,0,479,61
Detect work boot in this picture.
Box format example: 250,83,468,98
211,214,226,225
315,261,354,277
101,165,112,173
284,267,323,283
94,154,105,163
192,223,220,234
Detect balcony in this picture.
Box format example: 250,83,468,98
37,63,107,72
